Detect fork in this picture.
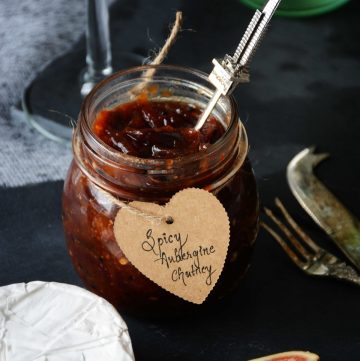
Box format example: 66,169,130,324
261,198,360,286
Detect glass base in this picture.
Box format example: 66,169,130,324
22,47,143,144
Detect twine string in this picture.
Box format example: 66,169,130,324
147,12,183,68
94,12,183,224
131,11,183,95
93,182,169,224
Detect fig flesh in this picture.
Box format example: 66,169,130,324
248,351,319,361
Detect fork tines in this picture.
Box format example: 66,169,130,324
261,198,360,285
261,198,324,271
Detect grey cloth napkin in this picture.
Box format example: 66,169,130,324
0,0,85,188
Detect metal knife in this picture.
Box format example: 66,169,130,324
287,147,360,272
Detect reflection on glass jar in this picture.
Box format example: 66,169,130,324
62,65,259,316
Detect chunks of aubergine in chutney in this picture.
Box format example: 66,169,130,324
92,98,225,158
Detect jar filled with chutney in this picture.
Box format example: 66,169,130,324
62,65,259,315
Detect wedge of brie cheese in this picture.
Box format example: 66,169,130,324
0,281,134,361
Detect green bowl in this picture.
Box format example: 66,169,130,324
240,0,350,17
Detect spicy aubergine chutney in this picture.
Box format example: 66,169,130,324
62,66,259,316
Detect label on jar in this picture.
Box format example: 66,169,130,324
113,188,230,304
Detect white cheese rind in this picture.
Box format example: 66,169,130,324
0,281,135,361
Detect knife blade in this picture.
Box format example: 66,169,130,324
287,147,360,271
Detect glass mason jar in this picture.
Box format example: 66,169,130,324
62,65,259,316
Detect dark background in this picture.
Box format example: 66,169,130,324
1,0,360,359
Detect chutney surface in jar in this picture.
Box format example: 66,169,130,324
92,96,225,158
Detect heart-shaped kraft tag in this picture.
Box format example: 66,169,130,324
113,188,230,304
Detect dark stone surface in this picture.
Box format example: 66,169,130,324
1,0,360,360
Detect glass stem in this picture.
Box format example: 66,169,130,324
82,0,113,96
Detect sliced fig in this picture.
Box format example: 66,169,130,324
248,351,320,361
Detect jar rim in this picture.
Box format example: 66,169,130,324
77,64,245,171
